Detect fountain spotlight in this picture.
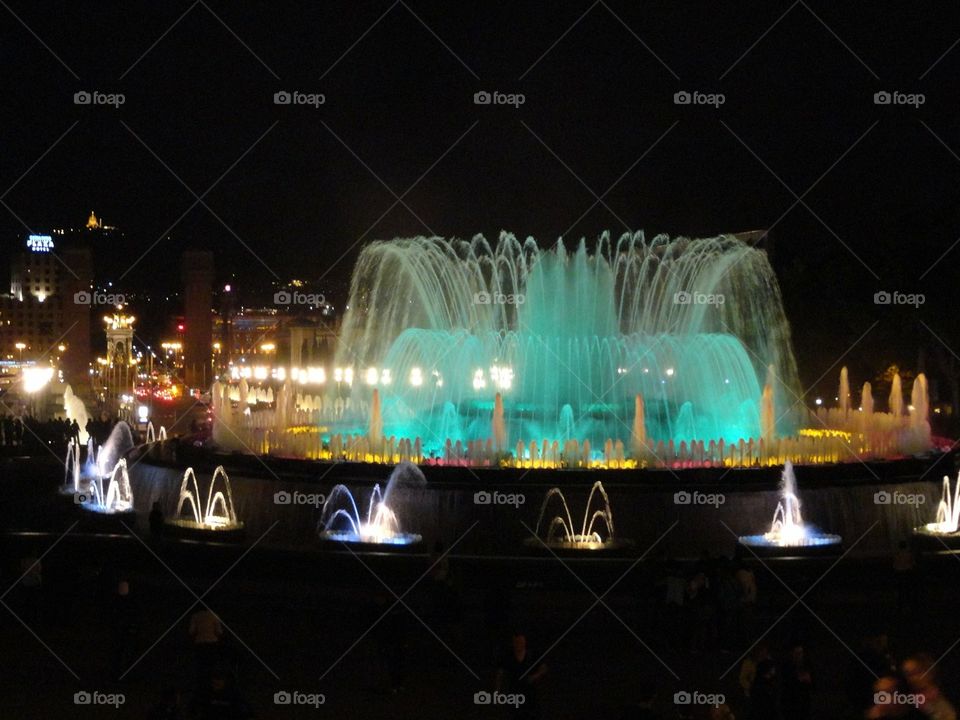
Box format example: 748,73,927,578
524,481,630,551
738,461,840,556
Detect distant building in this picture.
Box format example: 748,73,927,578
0,233,92,384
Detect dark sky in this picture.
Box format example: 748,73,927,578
2,1,960,400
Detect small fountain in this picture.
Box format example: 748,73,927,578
738,461,840,555
525,481,629,551
163,466,245,541
96,422,135,480
63,438,82,495
77,458,135,517
912,473,960,549
318,461,424,546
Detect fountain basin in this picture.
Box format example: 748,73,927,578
318,530,422,548
737,533,842,558
522,535,633,553
162,518,246,543
911,525,960,551
75,504,137,532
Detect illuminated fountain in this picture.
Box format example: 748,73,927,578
213,233,935,469
525,481,628,550
64,438,82,494
145,422,167,443
79,458,134,515
739,461,840,552
318,461,424,545
70,421,136,522
217,232,808,465
911,473,960,550
95,421,135,480
164,466,244,540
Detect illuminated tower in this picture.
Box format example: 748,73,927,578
181,250,214,387
103,313,136,398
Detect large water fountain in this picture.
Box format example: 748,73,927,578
739,461,841,553
318,461,425,545
335,232,798,452
526,480,626,550
212,231,935,469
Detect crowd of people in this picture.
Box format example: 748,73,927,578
3,538,957,718
0,411,139,454
0,413,80,451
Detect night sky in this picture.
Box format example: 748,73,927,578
3,1,960,402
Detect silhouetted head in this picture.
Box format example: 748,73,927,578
511,632,527,658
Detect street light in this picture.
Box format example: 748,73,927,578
15,342,25,363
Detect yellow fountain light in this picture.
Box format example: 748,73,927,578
798,428,852,441
410,367,423,387
380,368,392,385
344,367,354,385
334,367,343,383
365,367,378,385
260,342,276,352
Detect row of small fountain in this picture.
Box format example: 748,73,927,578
62,420,960,552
